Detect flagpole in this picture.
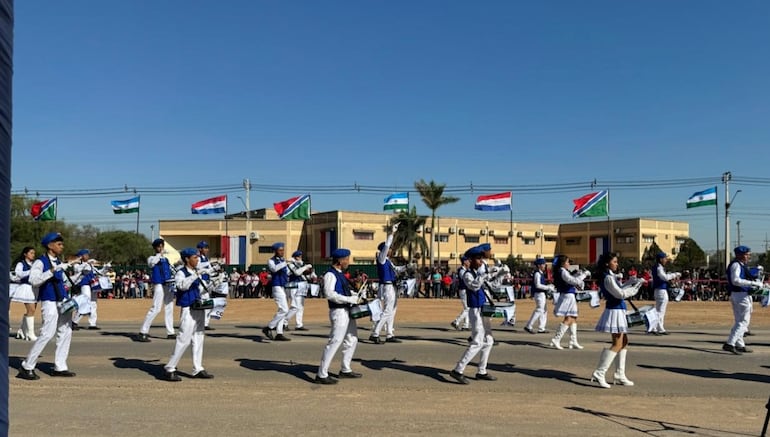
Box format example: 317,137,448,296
135,195,140,234
509,200,513,257
225,195,229,240
607,189,612,256
714,185,720,272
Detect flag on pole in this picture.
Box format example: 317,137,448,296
30,198,57,221
192,195,227,214
572,191,608,218
474,192,512,211
273,194,311,220
686,187,717,209
383,192,409,211
111,196,140,214
320,229,337,258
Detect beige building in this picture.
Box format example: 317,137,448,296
158,210,688,268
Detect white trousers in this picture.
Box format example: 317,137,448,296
73,284,98,327
454,308,493,375
727,292,752,347
289,284,306,328
268,286,297,334
164,307,205,374
652,288,669,332
525,292,548,331
453,289,470,328
22,301,72,372
373,283,398,338
140,283,176,335
317,308,358,378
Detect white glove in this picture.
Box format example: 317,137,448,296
347,292,360,305
391,223,400,233
583,270,591,278
547,284,557,293
753,280,764,289
306,264,313,271
55,263,70,272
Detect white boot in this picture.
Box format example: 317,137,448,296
591,348,617,389
24,315,38,341
15,317,25,340
568,323,584,349
612,349,634,386
550,323,568,350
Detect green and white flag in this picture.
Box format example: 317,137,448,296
384,192,409,211
686,187,717,209
111,196,140,214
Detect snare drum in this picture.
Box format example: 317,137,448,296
349,303,372,319
296,282,309,297
481,302,514,318
367,299,383,322
309,284,320,297
210,297,228,320
626,305,657,328
669,287,685,302
98,276,113,290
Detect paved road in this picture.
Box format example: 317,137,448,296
8,319,769,436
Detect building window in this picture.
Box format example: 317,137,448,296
544,236,558,242
464,236,480,244
354,258,374,265
616,236,634,244
353,231,374,241
434,234,449,243
258,246,274,254
494,237,508,244
675,238,687,245
523,238,535,245
565,238,581,246
643,236,655,243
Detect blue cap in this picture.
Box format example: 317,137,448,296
552,255,561,268
657,252,668,259
734,245,751,256
331,248,350,259
180,248,198,260
272,242,285,251
197,241,209,249
377,242,386,251
464,246,483,259
292,250,302,258
534,258,546,265
76,249,90,257
478,243,492,253
460,255,469,262
41,232,63,246
152,238,165,248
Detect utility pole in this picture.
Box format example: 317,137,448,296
736,220,741,246
244,178,251,269
723,172,731,272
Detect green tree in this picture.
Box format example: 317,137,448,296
93,231,152,265
414,179,459,267
390,206,428,262
671,238,707,272
641,241,663,268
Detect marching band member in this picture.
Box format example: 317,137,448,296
196,241,214,331
163,248,213,381
722,245,759,355
524,258,555,334
18,232,78,380
263,242,296,341
136,239,176,342
591,252,643,388
370,223,406,344
315,248,364,384
287,250,312,331
649,252,681,335
449,246,497,384
71,249,100,330
549,255,590,350
450,256,471,331
11,246,38,341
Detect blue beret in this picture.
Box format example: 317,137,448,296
76,249,90,257
734,245,751,256
331,248,350,259
377,241,386,251
197,241,209,249
152,238,165,247
460,255,469,262
292,250,302,258
272,242,285,250
552,255,560,268
478,243,492,253
534,258,546,265
41,232,63,246
657,252,668,259
180,248,198,259
464,246,483,259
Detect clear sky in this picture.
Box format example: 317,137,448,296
11,1,770,251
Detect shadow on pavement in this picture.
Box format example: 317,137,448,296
205,332,265,342
637,364,770,384
235,358,316,383
631,342,725,355
486,362,594,387
566,406,756,436
355,358,455,384
109,357,166,380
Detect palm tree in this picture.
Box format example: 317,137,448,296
390,206,428,261
414,179,460,267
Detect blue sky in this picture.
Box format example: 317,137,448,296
12,1,770,251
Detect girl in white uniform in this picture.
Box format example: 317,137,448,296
10,246,38,341
550,255,590,350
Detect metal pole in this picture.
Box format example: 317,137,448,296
723,172,731,272
714,186,720,272
737,220,741,246
244,178,251,269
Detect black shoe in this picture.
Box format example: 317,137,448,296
659,331,670,335
17,369,39,380
274,334,291,341
385,337,402,343
71,323,80,331
167,334,177,340
136,333,151,343
262,327,274,340
164,371,182,382
537,329,549,334
51,370,76,377
204,326,214,331
338,371,363,379
524,327,535,334
476,373,497,381
369,335,383,345
314,375,339,385
722,344,742,355
647,331,661,336
449,370,469,385
736,346,753,353
744,331,754,337
295,327,309,331
87,326,101,330
467,336,473,343
193,370,214,379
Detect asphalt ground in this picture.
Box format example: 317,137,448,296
7,299,770,436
